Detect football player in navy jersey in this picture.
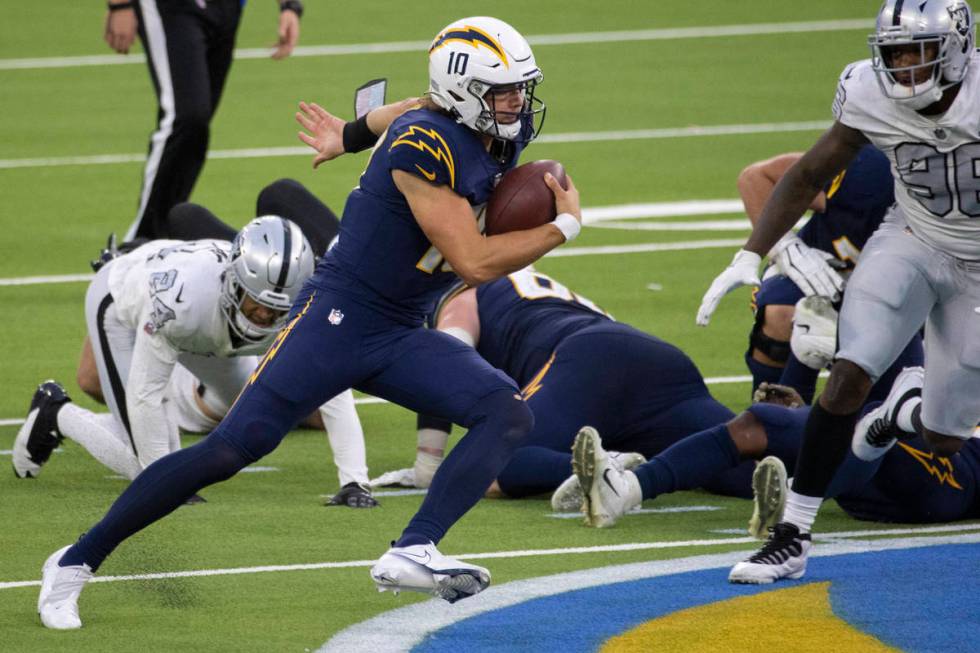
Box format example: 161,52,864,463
37,17,581,628
741,145,923,405
370,267,744,505
570,370,980,530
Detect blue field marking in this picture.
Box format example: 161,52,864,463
413,543,980,653
320,534,980,653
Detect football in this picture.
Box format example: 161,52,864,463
485,160,568,236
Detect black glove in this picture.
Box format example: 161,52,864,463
325,482,379,508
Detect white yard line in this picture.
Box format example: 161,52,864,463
0,20,870,71
0,121,830,170
2,522,976,591
0,374,762,430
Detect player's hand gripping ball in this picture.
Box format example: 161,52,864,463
485,160,568,235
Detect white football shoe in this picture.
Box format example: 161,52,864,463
747,456,788,539
729,522,812,584
370,542,490,604
38,545,92,629
551,451,647,513
851,366,924,461
572,426,642,528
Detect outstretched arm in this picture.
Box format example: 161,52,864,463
296,97,421,167
696,122,868,326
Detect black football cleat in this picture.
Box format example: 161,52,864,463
12,381,71,479
325,482,379,508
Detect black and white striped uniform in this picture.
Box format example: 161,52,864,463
124,0,244,241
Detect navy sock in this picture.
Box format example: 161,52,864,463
745,353,783,396
497,446,573,498
791,401,859,497
778,354,819,405
397,390,532,547
60,435,251,570
631,424,738,500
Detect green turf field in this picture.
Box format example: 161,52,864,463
2,2,976,651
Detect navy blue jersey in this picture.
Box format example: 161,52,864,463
473,269,611,386
311,108,523,324
797,144,894,266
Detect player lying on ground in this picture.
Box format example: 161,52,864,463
568,368,980,541
370,267,751,502
36,16,582,629
739,146,922,404
13,214,373,507
696,0,980,584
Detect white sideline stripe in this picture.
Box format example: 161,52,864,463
0,273,94,286
0,121,830,170
547,505,722,519
4,522,979,592
0,375,761,430
0,20,871,71
0,198,754,287
583,200,745,222
591,219,752,231
547,238,746,257
319,532,980,653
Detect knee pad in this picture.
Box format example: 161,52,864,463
196,435,254,484
748,315,791,364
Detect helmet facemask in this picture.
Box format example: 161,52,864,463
220,270,291,344
466,78,546,143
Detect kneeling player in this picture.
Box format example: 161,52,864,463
13,217,373,505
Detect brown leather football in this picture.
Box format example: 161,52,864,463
485,160,568,236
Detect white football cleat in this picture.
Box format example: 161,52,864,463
729,522,811,584
368,467,418,489
370,542,490,604
38,545,92,629
747,456,788,539
551,451,646,513
572,426,642,528
851,366,924,461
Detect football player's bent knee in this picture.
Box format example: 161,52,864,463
195,435,254,484
749,306,793,366
762,305,794,342
923,431,965,457
476,390,534,449
820,359,871,412
726,411,767,459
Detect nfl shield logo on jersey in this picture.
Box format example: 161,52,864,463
328,308,344,326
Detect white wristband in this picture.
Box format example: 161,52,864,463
551,212,581,242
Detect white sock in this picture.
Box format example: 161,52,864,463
625,471,643,509
781,489,822,533
895,397,921,434
57,404,141,480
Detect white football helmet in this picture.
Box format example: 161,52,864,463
428,16,545,143
220,216,314,343
790,296,838,371
869,0,975,109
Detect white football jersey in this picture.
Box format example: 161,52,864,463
107,239,270,359
832,52,980,260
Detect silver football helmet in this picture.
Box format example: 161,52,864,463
220,216,314,343
869,0,975,109
428,16,545,143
